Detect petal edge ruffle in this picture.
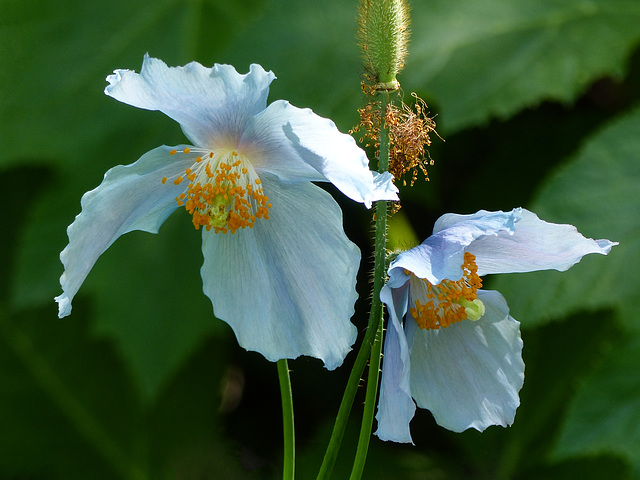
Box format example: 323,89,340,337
408,290,524,432
388,210,518,285
467,209,618,275
200,176,359,368
105,54,276,148
242,100,397,207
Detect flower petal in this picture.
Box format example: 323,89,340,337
388,210,518,285
200,175,359,369
105,54,276,148
375,282,416,443
407,290,524,433
239,100,326,182
242,99,398,207
55,146,195,318
433,208,522,235
465,208,617,275
371,171,399,203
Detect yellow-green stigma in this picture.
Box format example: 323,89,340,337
162,148,271,234
408,252,485,330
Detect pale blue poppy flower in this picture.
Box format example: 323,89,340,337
376,208,616,442
55,54,398,369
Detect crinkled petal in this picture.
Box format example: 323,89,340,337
371,171,399,202
465,209,617,275
408,290,524,432
375,282,416,443
388,210,518,285
432,208,520,234
241,100,398,207
200,175,359,369
55,146,195,318
105,54,275,148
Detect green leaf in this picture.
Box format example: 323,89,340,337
491,104,640,330
444,311,622,479
521,456,632,480
85,213,224,401
0,304,255,479
552,336,640,477
220,0,364,131
406,0,640,133
0,306,145,479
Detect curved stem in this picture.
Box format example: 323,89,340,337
349,91,390,479
278,359,295,480
316,92,391,480
349,301,385,480
316,320,376,480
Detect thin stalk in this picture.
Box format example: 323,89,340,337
316,92,391,480
278,358,295,480
349,302,385,480
349,91,390,480
316,311,379,480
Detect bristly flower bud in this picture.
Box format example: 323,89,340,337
357,0,410,91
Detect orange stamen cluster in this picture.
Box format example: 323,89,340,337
409,252,483,330
165,148,271,234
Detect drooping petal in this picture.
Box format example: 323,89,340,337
388,210,518,285
55,146,196,318
375,282,416,443
465,209,617,275
241,99,398,207
200,175,359,369
105,54,275,148
407,290,524,433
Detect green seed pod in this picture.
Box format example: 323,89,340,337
357,0,410,91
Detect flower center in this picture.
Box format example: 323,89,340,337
408,252,484,330
163,147,271,234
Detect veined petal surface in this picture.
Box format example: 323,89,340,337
388,210,517,285
55,146,195,318
376,282,416,443
200,175,359,368
465,209,617,275
432,208,521,234
105,54,276,148
407,289,524,433
238,100,326,182
244,100,397,207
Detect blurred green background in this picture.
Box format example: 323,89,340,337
2,0,640,478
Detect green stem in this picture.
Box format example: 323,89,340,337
349,299,385,480
377,92,391,172
278,359,295,480
316,92,391,480
349,91,390,480
316,314,378,480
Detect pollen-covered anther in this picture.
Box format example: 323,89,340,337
409,252,484,330
165,148,270,234
352,93,438,189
